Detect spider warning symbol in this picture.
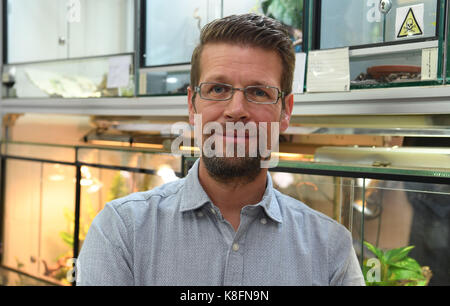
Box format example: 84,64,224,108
396,5,424,39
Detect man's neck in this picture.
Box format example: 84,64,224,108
197,158,268,231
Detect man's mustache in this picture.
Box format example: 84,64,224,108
202,122,274,139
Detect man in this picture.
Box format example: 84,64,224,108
77,14,365,286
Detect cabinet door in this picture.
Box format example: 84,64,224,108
222,0,263,17
144,0,221,66
384,0,438,42
6,0,68,63
320,0,384,49
320,0,439,49
68,0,134,58
2,160,42,278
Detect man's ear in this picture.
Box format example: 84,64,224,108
187,86,196,125
280,93,294,132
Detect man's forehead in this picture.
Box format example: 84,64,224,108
200,42,279,58
198,42,283,85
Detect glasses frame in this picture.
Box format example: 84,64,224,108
194,82,285,105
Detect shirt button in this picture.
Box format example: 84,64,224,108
232,243,240,252
260,218,267,225
197,211,204,217
210,208,216,215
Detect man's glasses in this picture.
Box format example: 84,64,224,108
194,82,284,105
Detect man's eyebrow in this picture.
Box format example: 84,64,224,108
203,76,274,87
202,75,231,84
247,81,272,87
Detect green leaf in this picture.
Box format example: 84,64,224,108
389,257,422,273
415,279,428,286
385,245,415,263
363,241,385,262
264,0,303,29
389,267,424,282
59,231,74,247
261,0,271,14
369,280,399,286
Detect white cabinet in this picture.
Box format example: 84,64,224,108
144,0,220,66
7,0,68,63
6,0,134,64
68,0,134,58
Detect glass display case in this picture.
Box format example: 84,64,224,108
183,148,450,285
139,0,305,95
313,0,445,89
269,163,449,286
0,142,76,285
2,54,135,98
0,141,181,285
77,146,182,257
138,65,191,96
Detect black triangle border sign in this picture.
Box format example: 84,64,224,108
397,7,423,38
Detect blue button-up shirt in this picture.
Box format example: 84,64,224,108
77,159,365,286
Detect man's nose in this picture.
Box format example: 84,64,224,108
223,89,250,121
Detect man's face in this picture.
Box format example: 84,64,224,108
187,43,293,181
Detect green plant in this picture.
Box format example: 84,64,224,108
108,172,130,202
261,0,303,30
54,202,97,285
362,241,432,286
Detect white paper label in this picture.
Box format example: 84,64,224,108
306,48,350,93
107,56,131,89
292,52,307,94
421,47,438,80
139,72,147,95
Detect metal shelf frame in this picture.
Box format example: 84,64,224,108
1,0,450,118
1,84,450,117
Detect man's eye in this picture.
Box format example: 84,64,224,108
211,86,225,94
248,87,269,97
254,89,268,97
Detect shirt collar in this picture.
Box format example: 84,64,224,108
180,159,211,212
180,158,283,224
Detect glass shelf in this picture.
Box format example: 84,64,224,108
183,155,450,182
275,160,450,182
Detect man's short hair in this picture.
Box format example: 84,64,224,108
190,13,296,100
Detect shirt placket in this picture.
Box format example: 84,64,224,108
221,208,260,286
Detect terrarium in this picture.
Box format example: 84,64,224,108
139,0,304,95
183,150,450,285
76,146,182,257
0,142,77,285
2,55,135,99
314,0,444,88
0,141,181,285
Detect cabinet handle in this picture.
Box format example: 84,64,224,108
58,37,66,46
379,0,392,14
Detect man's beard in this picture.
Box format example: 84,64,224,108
202,155,262,184
198,120,279,184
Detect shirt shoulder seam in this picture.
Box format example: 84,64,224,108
111,179,185,210
274,189,338,225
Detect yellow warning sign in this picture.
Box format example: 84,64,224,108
397,8,423,38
